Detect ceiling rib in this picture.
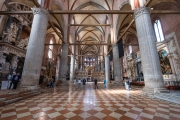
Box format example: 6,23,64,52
70,24,111,26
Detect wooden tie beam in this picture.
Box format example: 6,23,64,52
106,0,154,55
0,10,180,15
68,55,104,56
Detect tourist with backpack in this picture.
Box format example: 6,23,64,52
9,73,16,90
13,74,19,89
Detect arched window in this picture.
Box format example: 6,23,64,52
48,39,53,58
154,20,164,42
129,45,132,54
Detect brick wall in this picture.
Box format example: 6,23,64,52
151,2,180,45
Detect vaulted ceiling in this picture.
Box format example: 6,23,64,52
68,0,114,56
1,0,180,57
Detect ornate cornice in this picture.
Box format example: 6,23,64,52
0,42,26,57
134,7,151,19
33,7,49,18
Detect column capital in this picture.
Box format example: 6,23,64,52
134,7,151,19
70,54,75,57
33,7,49,19
62,43,69,47
104,55,110,58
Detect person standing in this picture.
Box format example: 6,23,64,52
16,73,20,88
50,80,54,88
78,78,81,88
125,79,130,91
94,79,98,89
129,76,132,89
9,73,16,90
7,74,12,81
13,74,19,89
82,78,86,88
7,74,12,89
74,78,77,85
104,79,106,88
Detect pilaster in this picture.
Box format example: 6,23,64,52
112,44,122,84
59,44,69,83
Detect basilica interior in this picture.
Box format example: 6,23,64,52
0,0,180,120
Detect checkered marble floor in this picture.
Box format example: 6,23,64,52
0,82,180,120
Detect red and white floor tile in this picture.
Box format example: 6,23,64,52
0,82,180,120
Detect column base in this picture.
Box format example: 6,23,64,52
142,87,169,95
57,78,69,86
113,81,123,86
19,85,41,90
61,81,69,85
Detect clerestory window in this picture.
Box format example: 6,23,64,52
154,20,164,42
129,45,132,54
48,39,53,58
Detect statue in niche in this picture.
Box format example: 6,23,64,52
158,49,172,74
129,60,134,77
45,59,55,78
11,56,19,72
16,37,29,50
3,22,18,43
88,70,91,75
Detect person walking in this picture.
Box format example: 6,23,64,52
78,78,81,88
94,79,98,89
104,79,107,88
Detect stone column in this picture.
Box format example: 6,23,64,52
134,60,138,78
0,15,8,37
134,7,165,92
82,56,85,71
95,57,98,71
55,55,60,81
20,8,49,89
105,55,110,82
100,60,104,71
112,44,122,83
76,61,79,71
80,56,83,71
2,16,13,37
59,44,69,82
11,56,19,73
70,55,75,81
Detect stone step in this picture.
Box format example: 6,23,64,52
0,102,5,106
0,94,11,98
153,93,180,104
5,94,20,100
5,97,22,105
0,90,44,107
0,98,6,102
